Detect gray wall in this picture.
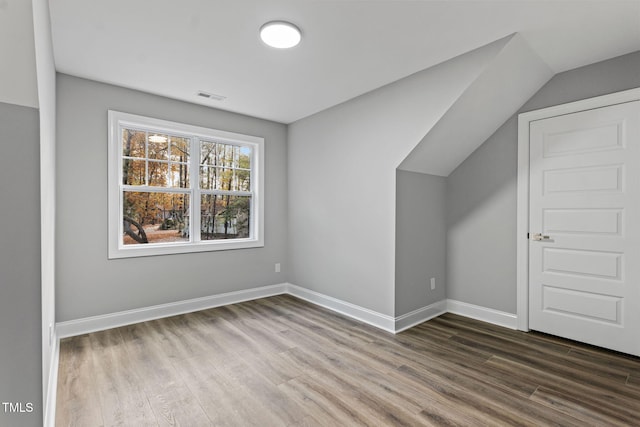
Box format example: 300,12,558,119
288,41,505,317
446,51,640,313
446,118,517,312
395,171,446,315
0,0,38,109
0,102,42,426
56,74,288,321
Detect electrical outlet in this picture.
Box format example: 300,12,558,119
275,263,281,273
430,278,436,290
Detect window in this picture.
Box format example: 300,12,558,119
108,111,264,258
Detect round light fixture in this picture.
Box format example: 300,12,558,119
260,21,301,49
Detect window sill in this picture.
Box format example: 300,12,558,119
108,238,264,259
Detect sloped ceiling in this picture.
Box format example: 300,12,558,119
399,34,553,176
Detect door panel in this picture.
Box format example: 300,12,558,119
542,122,622,157
543,208,622,235
529,100,640,356
542,247,622,279
541,286,621,324
543,165,623,194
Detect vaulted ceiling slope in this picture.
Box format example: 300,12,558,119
48,1,640,124
399,33,553,176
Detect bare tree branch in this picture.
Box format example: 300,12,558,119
123,216,148,243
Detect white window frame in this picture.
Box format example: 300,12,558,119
108,110,264,259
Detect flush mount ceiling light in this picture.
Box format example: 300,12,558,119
260,21,301,49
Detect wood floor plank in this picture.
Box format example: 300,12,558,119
280,346,423,425
449,333,638,395
277,311,376,350
567,347,640,377
628,374,640,389
278,375,376,426
87,330,156,427
171,354,283,427
118,322,213,426
434,314,573,354
222,313,296,355
215,357,309,426
435,315,568,356
531,386,636,426
401,360,589,427
57,296,640,426
396,326,495,363
392,365,541,427
169,311,244,364
190,310,264,357
55,335,105,427
441,322,632,384
485,356,640,419
236,348,304,386
392,343,540,399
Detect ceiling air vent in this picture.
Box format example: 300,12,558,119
196,91,226,101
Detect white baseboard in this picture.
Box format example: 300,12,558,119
285,283,396,333
56,283,518,340
56,283,287,338
44,332,59,427
394,300,447,333
446,299,518,330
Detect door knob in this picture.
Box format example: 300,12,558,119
531,233,550,241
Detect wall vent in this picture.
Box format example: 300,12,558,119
197,91,226,101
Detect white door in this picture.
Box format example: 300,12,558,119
528,100,640,356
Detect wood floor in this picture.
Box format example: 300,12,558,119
56,295,640,426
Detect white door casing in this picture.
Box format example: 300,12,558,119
529,101,640,355
517,88,640,356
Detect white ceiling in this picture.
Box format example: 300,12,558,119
49,0,640,124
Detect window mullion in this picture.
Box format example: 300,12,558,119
121,185,190,194
203,189,252,197
191,137,201,243
250,143,257,240
144,131,149,186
